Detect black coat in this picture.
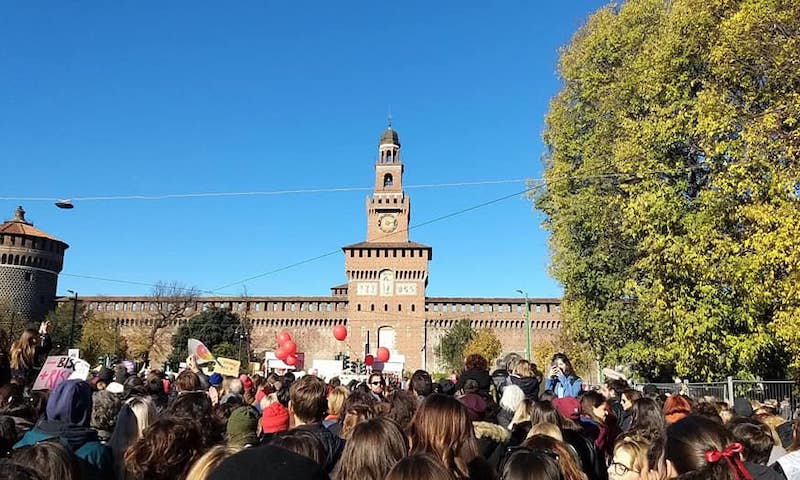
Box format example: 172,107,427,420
455,368,492,396
510,375,540,401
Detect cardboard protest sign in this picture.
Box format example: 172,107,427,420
33,356,77,391
213,357,241,376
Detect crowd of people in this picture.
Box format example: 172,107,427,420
0,324,799,479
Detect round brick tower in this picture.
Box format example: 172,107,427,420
0,206,68,322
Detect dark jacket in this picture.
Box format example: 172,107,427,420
455,369,492,397
293,423,345,474
510,375,540,401
562,428,608,480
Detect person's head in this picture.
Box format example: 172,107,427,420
367,373,385,396
527,422,563,442
175,370,201,392
530,400,566,429
692,401,723,424
384,453,456,480
500,385,526,417
341,404,375,439
269,429,326,466
609,435,649,480
407,393,478,479
326,386,348,418
336,417,408,480
551,353,573,376
621,388,642,411
168,391,213,420
580,390,607,423
227,378,244,395
9,329,39,370
630,398,667,444
521,434,584,480
662,395,692,424
602,379,629,400
666,415,749,480
126,396,157,437
464,354,488,372
289,375,328,425
0,459,43,480
10,441,79,480
46,379,93,427
226,406,260,448
513,359,533,378
727,418,774,465
91,389,122,434
385,389,419,430
410,370,433,398
185,445,238,480
125,416,207,480
500,447,564,480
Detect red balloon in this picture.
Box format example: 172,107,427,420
333,325,347,341
277,331,292,345
364,354,375,366
376,347,390,363
275,347,288,361
283,340,297,356
285,354,297,366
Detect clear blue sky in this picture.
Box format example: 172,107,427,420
0,1,607,299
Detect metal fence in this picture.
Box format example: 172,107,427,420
645,378,798,419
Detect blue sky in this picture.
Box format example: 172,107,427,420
0,1,607,299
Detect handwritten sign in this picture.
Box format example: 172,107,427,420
33,356,76,391
214,357,241,377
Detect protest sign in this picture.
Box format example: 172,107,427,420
188,338,216,365
33,356,76,391
214,357,241,376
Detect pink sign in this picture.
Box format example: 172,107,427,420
33,356,76,391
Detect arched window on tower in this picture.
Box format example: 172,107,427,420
384,173,393,187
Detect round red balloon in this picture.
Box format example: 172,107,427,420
285,354,297,366
376,347,390,363
277,331,292,345
332,325,347,341
283,340,297,356
275,347,288,360
364,354,375,366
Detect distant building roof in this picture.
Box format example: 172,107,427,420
0,206,67,245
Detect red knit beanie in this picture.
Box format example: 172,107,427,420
261,401,290,434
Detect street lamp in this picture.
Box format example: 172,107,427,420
67,290,78,347
516,290,531,361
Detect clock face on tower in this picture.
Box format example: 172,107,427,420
378,213,398,233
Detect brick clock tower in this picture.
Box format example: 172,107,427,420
343,124,431,371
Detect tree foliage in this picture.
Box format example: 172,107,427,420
463,329,503,366
78,313,127,365
43,302,85,354
536,0,800,380
436,319,476,371
168,307,248,365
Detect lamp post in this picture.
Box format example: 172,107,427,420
67,290,78,348
516,290,531,361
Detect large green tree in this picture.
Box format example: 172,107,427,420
436,319,476,372
169,307,249,366
537,0,800,380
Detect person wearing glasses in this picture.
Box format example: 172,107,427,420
368,373,385,401
608,435,648,480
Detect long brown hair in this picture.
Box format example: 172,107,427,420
407,393,479,479
385,453,456,480
124,416,207,480
335,417,408,480
9,329,38,370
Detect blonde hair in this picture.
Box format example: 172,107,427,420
527,422,563,441
185,445,239,480
613,435,649,473
513,360,533,378
509,398,533,429
327,386,349,418
127,396,157,438
9,329,38,371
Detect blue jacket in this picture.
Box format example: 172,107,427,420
545,373,583,398
15,424,112,480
